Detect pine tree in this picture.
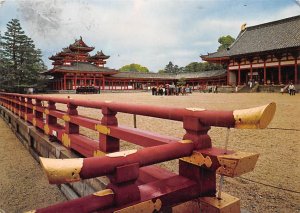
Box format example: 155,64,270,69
0,19,46,90
164,61,183,74
0,30,10,87
164,61,175,73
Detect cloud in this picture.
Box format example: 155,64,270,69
276,4,300,19
17,0,63,38
1,0,299,71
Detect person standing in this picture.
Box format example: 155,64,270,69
291,83,296,95
288,83,295,96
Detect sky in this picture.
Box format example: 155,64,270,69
0,0,299,72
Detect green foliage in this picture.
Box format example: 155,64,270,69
217,35,235,51
177,77,186,86
0,19,46,90
119,63,149,73
162,61,184,74
159,61,223,74
184,62,223,72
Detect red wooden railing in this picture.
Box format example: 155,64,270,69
0,92,276,212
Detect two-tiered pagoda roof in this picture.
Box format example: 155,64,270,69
69,36,95,53
89,51,110,60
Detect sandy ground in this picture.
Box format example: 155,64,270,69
1,92,300,212
0,118,66,213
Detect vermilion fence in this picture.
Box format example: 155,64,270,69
0,92,276,213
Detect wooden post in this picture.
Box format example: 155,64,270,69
102,76,105,90
133,114,137,128
33,99,43,128
44,101,57,135
179,116,215,196
25,98,33,122
47,101,57,125
99,107,119,153
264,61,267,85
250,61,253,80
63,74,66,90
274,53,282,85
19,97,26,118
74,74,77,90
226,65,230,85
295,59,298,84
278,59,281,84
65,102,79,134
238,62,241,85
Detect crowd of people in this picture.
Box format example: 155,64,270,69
151,84,192,96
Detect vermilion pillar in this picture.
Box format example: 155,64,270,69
250,62,253,80
238,63,241,85
63,74,66,90
278,60,281,84
264,61,266,85
227,65,230,85
102,76,105,90
74,74,77,89
295,59,298,84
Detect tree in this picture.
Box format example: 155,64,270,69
0,19,46,90
119,63,149,73
163,61,184,74
177,77,186,86
185,62,199,73
164,61,174,73
217,35,235,51
184,62,223,73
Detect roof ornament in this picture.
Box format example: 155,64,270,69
241,23,247,31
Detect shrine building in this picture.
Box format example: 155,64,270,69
45,37,226,92
201,15,300,86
